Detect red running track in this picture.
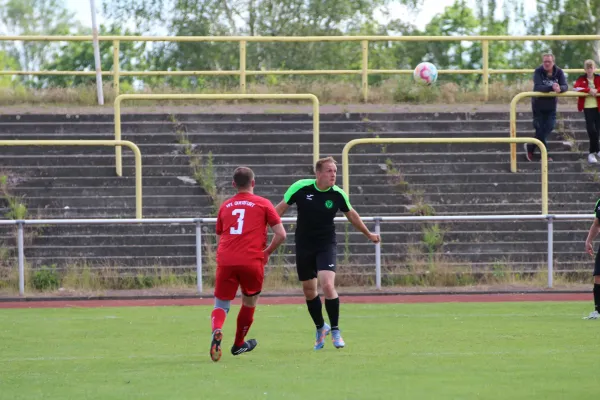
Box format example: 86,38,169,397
0,292,589,309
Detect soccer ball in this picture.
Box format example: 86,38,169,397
413,62,438,85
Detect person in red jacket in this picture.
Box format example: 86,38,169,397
574,59,600,164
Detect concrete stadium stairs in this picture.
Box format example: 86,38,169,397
0,110,597,283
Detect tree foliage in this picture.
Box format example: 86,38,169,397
2,0,600,88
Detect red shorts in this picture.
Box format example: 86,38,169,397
214,263,264,301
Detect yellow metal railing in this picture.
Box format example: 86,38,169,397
0,140,143,219
1,34,598,102
113,93,320,177
509,91,588,173
342,137,549,214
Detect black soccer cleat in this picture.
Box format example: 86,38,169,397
210,329,223,362
231,339,258,356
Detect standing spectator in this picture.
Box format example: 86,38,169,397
525,53,568,162
574,59,600,164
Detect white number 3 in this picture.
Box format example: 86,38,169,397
230,209,246,235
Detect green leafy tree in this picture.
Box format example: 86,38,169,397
0,0,75,72
101,0,424,87
0,50,20,87
528,0,600,71
41,24,148,87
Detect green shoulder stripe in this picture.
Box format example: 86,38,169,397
595,199,600,213
332,185,353,211
284,179,315,203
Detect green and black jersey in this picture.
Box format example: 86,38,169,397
595,199,600,219
284,179,353,247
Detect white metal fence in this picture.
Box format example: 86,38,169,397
0,213,594,296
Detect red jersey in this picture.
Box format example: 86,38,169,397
215,192,281,267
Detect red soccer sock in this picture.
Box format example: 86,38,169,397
211,307,227,332
234,305,256,347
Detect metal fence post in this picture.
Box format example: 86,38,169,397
239,40,247,94
375,218,381,290
17,221,25,296
195,220,203,294
547,215,554,288
482,40,489,102
113,40,120,96
361,40,369,102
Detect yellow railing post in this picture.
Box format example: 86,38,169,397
114,95,123,177
114,93,320,171
482,40,489,101
239,40,247,94
342,137,548,214
0,140,142,218
113,39,121,177
113,40,120,95
509,91,588,173
361,40,369,102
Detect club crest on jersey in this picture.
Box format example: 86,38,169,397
325,200,334,209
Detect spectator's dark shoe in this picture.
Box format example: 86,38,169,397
524,143,534,162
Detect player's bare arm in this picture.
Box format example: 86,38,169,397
275,200,289,217
585,218,600,256
263,223,287,264
344,209,381,243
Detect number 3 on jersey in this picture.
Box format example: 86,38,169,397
230,209,246,235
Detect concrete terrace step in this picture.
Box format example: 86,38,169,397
0,151,591,167
0,119,591,133
0,110,596,276
0,111,584,123
4,191,594,207
1,202,593,218
8,182,598,196
0,142,579,158
0,129,594,142
0,110,587,122
0,162,587,179
0,220,591,236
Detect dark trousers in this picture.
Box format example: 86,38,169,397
584,107,600,154
529,109,556,154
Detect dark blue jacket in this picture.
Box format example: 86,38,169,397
531,65,568,112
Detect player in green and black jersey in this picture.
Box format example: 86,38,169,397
275,156,380,349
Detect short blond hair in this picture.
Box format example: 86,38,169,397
585,59,596,69
542,53,555,61
315,156,337,172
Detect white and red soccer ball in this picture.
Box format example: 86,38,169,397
413,62,438,85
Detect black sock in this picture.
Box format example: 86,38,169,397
325,297,340,331
594,284,600,312
306,295,325,329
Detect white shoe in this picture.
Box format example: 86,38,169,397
583,310,599,320
589,154,598,164
596,151,600,158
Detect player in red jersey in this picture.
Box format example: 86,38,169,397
209,166,287,362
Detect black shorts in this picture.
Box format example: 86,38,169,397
295,243,337,281
595,249,600,276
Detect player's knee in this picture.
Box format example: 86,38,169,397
321,281,336,297
241,293,259,307
301,279,318,299
214,297,231,313
594,275,600,284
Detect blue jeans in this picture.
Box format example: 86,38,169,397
529,109,556,154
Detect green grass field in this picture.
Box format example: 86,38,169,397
0,302,597,400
